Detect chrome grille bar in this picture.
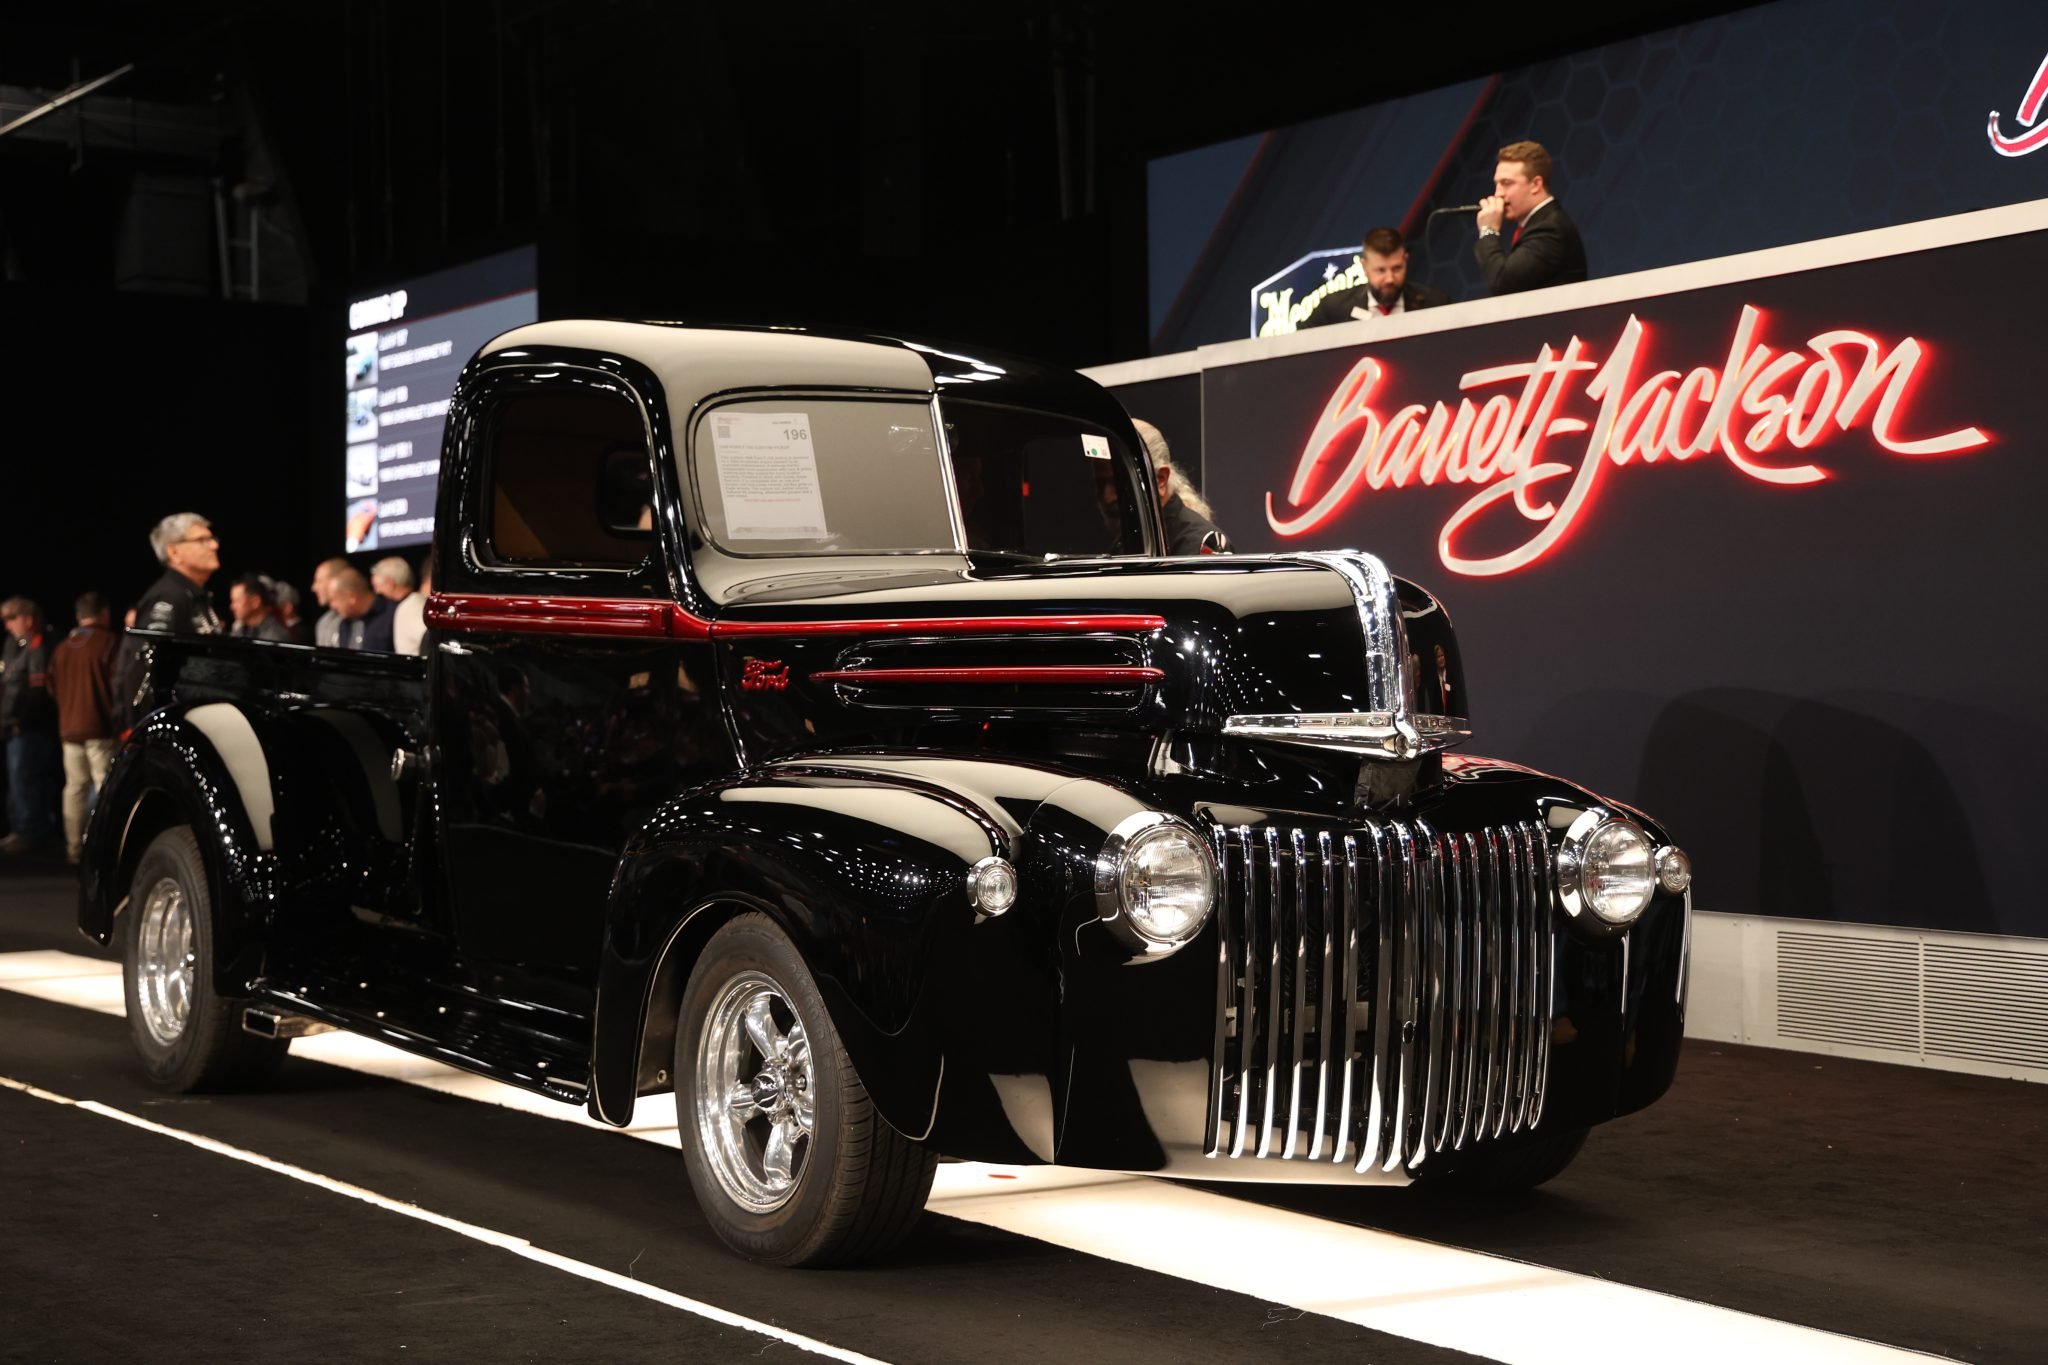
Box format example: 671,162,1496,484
1308,831,1339,1161
1206,822,1233,1159
1452,832,1480,1150
1363,819,1398,1172
1331,834,1361,1165
1523,823,1547,1132
1232,825,1256,1158
1391,821,1422,1172
1258,826,1284,1158
1520,822,1551,1132
1284,830,1311,1158
1209,815,1558,1175
1415,821,1449,1167
1432,826,1457,1157
1480,828,1506,1140
1500,826,1526,1139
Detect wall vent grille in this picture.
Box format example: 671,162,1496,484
1759,925,2048,1077
1774,932,1920,1053
1924,941,2048,1071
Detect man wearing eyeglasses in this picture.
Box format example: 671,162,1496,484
134,513,226,637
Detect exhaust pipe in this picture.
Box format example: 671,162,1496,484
242,1008,336,1040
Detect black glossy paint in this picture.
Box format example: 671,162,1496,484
81,323,1688,1183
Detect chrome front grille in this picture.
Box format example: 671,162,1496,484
1206,819,1556,1173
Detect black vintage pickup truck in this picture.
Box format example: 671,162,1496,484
82,321,1691,1265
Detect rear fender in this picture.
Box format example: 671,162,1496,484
78,707,281,992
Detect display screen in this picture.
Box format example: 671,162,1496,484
343,246,538,551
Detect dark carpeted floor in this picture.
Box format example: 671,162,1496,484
5,857,2044,1362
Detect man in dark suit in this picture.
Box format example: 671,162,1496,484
1474,140,1587,295
1303,226,1452,328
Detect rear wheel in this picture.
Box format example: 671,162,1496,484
122,827,287,1092
676,913,935,1266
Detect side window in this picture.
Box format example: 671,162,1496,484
482,384,652,568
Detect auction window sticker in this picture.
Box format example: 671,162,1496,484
711,410,831,540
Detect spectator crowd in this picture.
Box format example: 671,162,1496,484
0,511,433,862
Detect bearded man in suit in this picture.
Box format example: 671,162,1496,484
1302,226,1453,327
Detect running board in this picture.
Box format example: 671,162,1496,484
249,963,593,1105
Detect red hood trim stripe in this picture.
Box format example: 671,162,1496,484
427,594,1162,641
714,613,1165,637
425,594,710,640
811,665,1164,686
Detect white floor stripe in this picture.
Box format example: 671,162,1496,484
0,951,1944,1364
0,951,686,1140
0,1072,889,1365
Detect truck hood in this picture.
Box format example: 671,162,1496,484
708,552,1469,761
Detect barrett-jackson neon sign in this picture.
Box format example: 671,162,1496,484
1265,305,1989,577
1988,52,2048,157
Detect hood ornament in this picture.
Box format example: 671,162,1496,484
1222,551,1470,762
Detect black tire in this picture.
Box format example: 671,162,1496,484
122,827,288,1092
675,913,936,1266
1417,1125,1589,1194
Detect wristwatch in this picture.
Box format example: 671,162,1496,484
1478,225,1501,238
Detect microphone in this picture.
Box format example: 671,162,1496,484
1431,203,1484,214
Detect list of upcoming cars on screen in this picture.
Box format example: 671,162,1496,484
343,246,538,552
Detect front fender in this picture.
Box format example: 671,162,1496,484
78,706,282,992
592,761,1027,1139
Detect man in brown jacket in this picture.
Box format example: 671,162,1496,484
53,592,121,864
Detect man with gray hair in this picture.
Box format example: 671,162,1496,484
134,512,225,636
372,555,423,653
1130,419,1230,555
370,556,416,602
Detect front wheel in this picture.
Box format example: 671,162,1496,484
122,826,288,1091
676,914,935,1266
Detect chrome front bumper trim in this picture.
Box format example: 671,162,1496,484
1222,711,1472,760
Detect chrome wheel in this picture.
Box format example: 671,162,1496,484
694,971,814,1213
135,876,195,1046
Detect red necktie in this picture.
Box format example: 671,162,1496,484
1375,304,1389,316
1512,223,1522,245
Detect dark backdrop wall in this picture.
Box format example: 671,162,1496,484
0,0,1763,616
1151,0,2048,351
0,284,323,627
1115,224,2048,939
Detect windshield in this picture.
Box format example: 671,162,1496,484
690,397,957,555
687,395,1151,558
944,399,1150,558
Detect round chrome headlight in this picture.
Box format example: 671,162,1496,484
1556,811,1659,929
1095,813,1217,953
1582,820,1656,923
